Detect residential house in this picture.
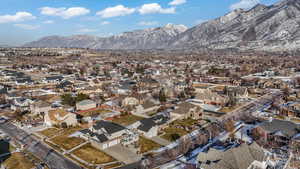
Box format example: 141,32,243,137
195,89,229,106
130,118,158,138
253,119,300,147
30,100,52,116
197,143,269,169
44,76,64,83
170,102,202,120
44,109,77,127
135,99,160,115
78,120,138,149
11,97,33,111
76,99,97,111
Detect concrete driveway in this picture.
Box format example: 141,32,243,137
103,144,141,164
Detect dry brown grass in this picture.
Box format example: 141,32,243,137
138,136,161,153
38,128,61,138
72,144,115,164
3,152,34,169
50,126,85,150
112,114,143,126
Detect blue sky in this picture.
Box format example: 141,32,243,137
0,0,278,46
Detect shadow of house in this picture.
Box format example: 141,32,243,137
0,139,11,164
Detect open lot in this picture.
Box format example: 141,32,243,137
72,143,116,164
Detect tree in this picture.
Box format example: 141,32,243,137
170,133,180,141
159,88,167,103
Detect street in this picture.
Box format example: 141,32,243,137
0,122,82,169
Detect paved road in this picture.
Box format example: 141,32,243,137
0,122,82,169
150,136,171,146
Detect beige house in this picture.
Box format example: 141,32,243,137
30,101,52,116
171,102,202,120
78,121,137,150
44,109,77,127
76,99,97,111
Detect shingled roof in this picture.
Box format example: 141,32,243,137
198,143,265,169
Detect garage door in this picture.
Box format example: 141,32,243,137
109,139,118,147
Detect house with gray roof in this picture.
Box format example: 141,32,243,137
197,143,269,169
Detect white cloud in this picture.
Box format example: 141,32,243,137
77,28,97,33
101,21,110,25
169,0,187,6
138,21,158,26
96,5,135,18
230,0,260,10
14,24,40,30
0,12,36,23
139,3,176,15
40,7,90,19
43,20,54,24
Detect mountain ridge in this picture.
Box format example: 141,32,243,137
24,0,300,51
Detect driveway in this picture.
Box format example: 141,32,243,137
150,136,171,146
103,144,141,164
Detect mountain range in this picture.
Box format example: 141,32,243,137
24,0,300,51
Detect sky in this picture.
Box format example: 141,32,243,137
0,0,279,46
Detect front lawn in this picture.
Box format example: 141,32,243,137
112,114,143,126
72,144,115,164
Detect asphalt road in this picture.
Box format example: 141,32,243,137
0,122,82,169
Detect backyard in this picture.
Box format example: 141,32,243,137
38,127,61,138
72,144,116,164
161,118,198,141
137,136,161,154
112,114,143,126
50,126,85,150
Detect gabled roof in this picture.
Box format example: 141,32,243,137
198,143,264,169
93,120,126,135
172,102,199,115
137,118,156,132
259,119,300,138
